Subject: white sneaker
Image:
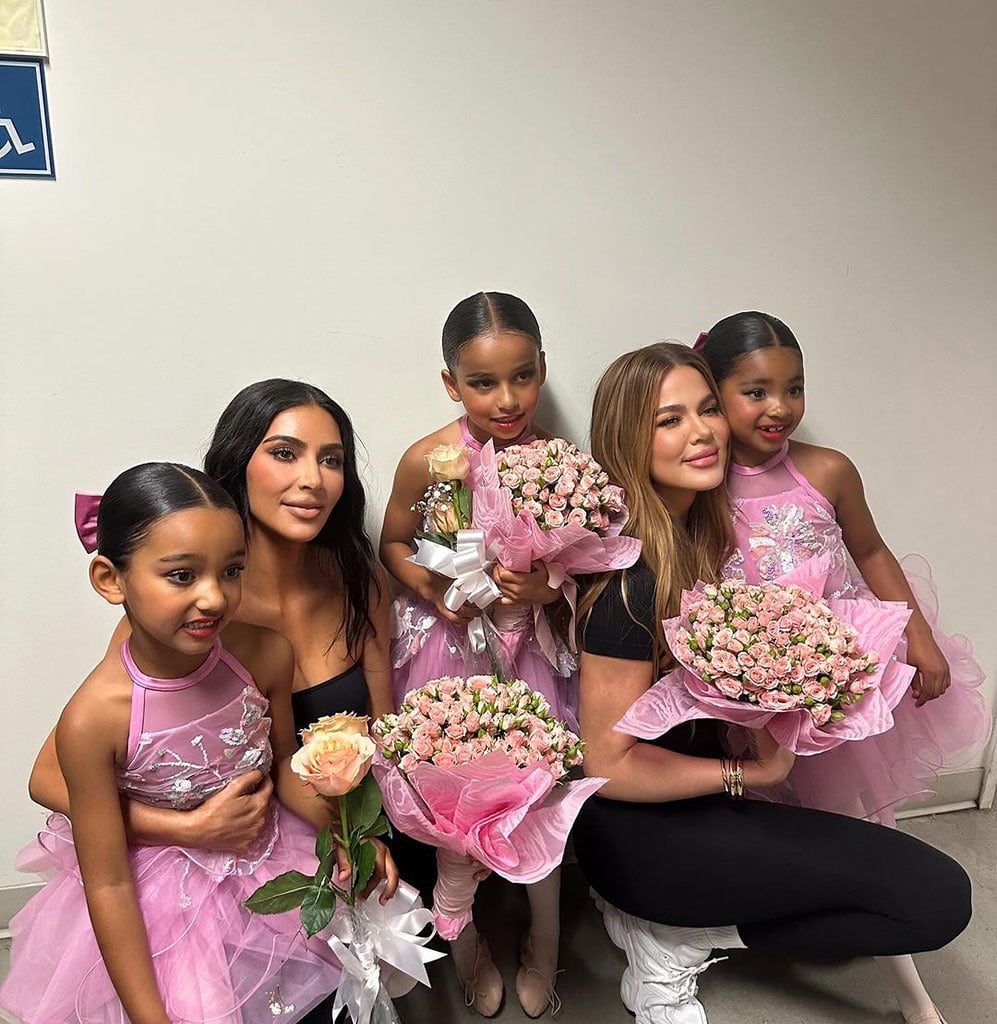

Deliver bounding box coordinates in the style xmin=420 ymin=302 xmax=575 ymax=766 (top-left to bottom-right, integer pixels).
xmin=601 ymin=902 xmax=724 ymax=1024
xmin=589 ymin=887 xmax=607 ymax=915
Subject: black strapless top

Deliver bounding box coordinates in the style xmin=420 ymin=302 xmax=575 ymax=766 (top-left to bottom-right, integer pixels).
xmin=291 ymin=662 xmax=369 ymax=738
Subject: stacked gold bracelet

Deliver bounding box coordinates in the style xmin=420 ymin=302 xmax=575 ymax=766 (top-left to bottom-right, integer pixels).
xmin=721 ymin=757 xmax=744 ymax=800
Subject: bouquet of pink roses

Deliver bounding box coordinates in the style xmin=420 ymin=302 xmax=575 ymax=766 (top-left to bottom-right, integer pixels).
xmin=372 ymin=675 xmax=604 ymax=940
xmin=406 ymin=438 xmax=641 ymax=676
xmin=468 ymin=438 xmax=642 ymax=667
xmin=491 ymin=437 xmax=626 ymax=533
xmin=616 ymin=558 xmax=916 ymax=755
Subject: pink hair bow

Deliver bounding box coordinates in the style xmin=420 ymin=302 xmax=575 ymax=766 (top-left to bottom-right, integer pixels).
xmin=693 ymin=332 xmax=709 ymax=351
xmin=74 ymin=493 xmax=101 ymax=553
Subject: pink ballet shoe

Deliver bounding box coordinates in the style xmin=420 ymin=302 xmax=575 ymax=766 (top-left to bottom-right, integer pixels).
xmin=515 ymin=935 xmax=562 ymax=1018
xmin=456 ymin=934 xmax=504 ymax=1018
xmin=903 ymin=1008 xmax=948 ymax=1024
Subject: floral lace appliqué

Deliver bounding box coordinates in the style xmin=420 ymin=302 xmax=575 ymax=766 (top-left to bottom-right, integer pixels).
xmin=748 ymin=503 xmax=824 ymax=581
xmin=119 ymin=685 xmax=273 ymax=810
xmin=391 ymin=593 xmax=439 ymax=669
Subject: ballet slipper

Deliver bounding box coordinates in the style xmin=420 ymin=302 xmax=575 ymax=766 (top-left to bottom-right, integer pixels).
xmin=515 ymin=934 xmax=561 ymax=1018
xmin=454 ymin=933 xmax=504 ymax=1018
xmin=903 ymin=1008 xmax=948 ymax=1024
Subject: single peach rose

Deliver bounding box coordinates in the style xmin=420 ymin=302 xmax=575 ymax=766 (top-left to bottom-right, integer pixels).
xmin=291 ymin=729 xmax=376 ymax=797
xmin=425 ymin=444 xmax=472 ymax=482
xmin=300 ymin=712 xmax=369 ymax=746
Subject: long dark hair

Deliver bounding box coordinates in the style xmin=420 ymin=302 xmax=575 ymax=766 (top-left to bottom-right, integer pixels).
xmin=98 ymin=463 xmax=240 ymax=568
xmin=442 ymin=292 xmax=543 ymax=371
xmin=579 ymin=344 xmax=733 ymax=672
xmin=204 ymin=379 xmax=379 ymax=658
xmin=699 ymin=311 xmax=802 ymax=386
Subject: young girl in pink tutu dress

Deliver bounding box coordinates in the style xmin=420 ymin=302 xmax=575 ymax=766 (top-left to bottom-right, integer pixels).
xmin=699 ymin=311 xmax=991 ymax=1024
xmin=380 ymin=292 xmax=572 ymax=1018
xmin=0 ymin=464 xmax=345 ymax=1024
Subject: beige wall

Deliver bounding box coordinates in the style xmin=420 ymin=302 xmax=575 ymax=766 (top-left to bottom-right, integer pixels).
xmin=2 ymin=0 xmax=995 ymax=900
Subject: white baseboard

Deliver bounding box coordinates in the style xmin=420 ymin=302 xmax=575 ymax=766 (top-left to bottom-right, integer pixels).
xmin=894 ymin=767 xmax=985 ymax=819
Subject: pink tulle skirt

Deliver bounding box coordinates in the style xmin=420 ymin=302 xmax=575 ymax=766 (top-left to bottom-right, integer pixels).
xmin=391 ymin=591 xmax=580 ymax=731
xmin=759 ymin=555 xmax=992 ymax=825
xmin=0 ymin=808 xmax=341 ymax=1024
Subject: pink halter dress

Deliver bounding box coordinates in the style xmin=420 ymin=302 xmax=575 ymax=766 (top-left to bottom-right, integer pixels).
xmin=724 ymin=442 xmax=991 ymax=824
xmin=391 ymin=416 xmax=580 ymax=729
xmin=0 ymin=640 xmax=341 ymax=1024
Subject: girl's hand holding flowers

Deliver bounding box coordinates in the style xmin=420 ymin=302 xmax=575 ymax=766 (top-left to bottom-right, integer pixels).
xmin=335 ymin=839 xmax=399 ymax=906
xmin=492 ymin=561 xmax=560 ymax=606
xmin=422 ymin=572 xmax=480 ymax=625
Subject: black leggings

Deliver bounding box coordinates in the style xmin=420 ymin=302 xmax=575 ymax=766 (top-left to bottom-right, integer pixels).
xmin=573 ymin=794 xmax=971 ymax=958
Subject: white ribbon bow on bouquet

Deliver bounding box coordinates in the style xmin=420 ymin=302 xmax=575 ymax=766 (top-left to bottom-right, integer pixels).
xmin=326 ymin=881 xmax=445 ymax=1024
xmin=408 ymin=528 xmax=503 ymax=653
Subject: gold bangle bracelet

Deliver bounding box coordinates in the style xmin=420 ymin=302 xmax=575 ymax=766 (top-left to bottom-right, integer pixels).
xmin=729 ymin=758 xmax=744 ymax=800
xmin=721 ymin=757 xmax=744 ymax=800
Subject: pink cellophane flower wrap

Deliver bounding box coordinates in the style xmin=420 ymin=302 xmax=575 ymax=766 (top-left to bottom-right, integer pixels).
xmin=616 ymin=556 xmax=916 ymax=755
xmin=373 ymin=751 xmax=604 ymax=938
xmin=471 ymin=439 xmax=642 ymax=666
xmin=373 ymin=674 xmax=605 ymax=939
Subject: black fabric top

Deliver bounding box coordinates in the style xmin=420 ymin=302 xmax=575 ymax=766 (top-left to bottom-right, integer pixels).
xmin=581 ymin=559 xmax=723 ymax=758
xmin=581 ymin=560 xmax=658 ymax=662
xmin=291 ymin=662 xmax=369 ymax=739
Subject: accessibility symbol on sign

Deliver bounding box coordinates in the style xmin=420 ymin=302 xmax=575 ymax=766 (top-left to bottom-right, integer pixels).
xmin=0 ymin=117 xmax=36 ymax=159
xmin=0 ymin=59 xmax=54 ymax=178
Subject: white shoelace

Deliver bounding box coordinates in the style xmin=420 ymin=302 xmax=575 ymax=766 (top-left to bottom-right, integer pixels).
xmin=643 ymin=955 xmax=727 ymax=1006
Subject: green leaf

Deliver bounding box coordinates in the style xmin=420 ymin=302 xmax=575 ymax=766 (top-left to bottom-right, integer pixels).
xmin=344 ymin=773 xmax=383 ymax=840
xmin=363 ymin=814 xmax=392 ymax=840
xmin=414 ymin=529 xmax=455 ymax=549
xmin=301 ymin=884 xmax=337 ymax=937
xmin=314 ymin=825 xmax=335 ymax=886
xmin=454 ymin=482 xmax=472 ymax=524
xmin=243 ymin=870 xmax=314 ymax=915
xmin=352 ymin=839 xmax=378 ymax=895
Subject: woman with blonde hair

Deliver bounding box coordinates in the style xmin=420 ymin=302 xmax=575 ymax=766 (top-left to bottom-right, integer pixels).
xmin=572 ymin=343 xmax=970 ymax=1024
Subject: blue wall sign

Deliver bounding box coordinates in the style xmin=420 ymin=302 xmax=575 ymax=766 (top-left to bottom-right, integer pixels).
xmin=0 ymin=59 xmax=54 ymax=178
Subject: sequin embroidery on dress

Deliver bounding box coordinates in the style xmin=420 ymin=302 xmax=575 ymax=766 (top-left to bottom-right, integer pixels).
xmin=723 ymin=443 xmax=854 ymax=597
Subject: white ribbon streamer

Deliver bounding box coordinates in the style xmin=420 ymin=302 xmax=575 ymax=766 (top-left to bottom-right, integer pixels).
xmin=408 ymin=530 xmax=502 ymax=654
xmin=326 ymin=882 xmax=446 ymax=1024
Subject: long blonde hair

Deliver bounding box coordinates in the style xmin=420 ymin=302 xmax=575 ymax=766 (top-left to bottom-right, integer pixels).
xmin=580 ymin=343 xmax=734 ymax=671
